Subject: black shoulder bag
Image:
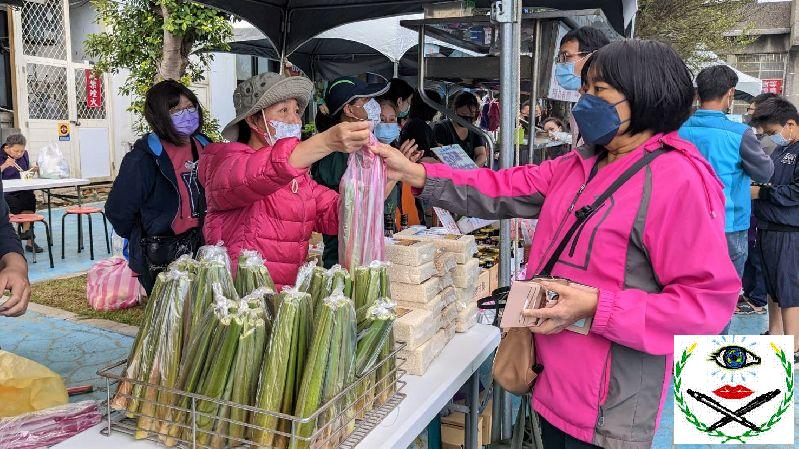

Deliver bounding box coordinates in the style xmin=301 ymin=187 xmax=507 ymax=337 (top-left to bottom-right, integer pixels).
xmin=478 ymin=146 xmax=669 ymax=323
xmin=141 ymin=138 xmax=206 ymax=279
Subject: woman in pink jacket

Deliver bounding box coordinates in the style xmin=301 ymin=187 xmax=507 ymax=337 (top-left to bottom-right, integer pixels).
xmin=199 ymin=73 xmax=375 ymax=289
xmin=374 ymin=40 xmax=741 ymax=449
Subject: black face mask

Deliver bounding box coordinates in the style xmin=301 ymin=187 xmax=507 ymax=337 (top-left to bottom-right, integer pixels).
xmin=456 ymin=114 xmax=476 ymax=124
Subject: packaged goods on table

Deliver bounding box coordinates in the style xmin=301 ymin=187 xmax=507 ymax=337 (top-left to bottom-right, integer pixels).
xmin=387 ymin=261 xmax=437 ymax=285
xmin=439 ymin=272 xmax=455 ymax=291
xmin=384 ymin=239 xmax=436 ymax=266
xmin=453 ymin=258 xmax=481 ymax=288
xmin=455 ymin=302 xmax=479 ymax=333
xmin=442 ymin=322 xmax=456 ymax=343
xmin=396 ymin=290 xmax=447 ymax=315
xmin=394 ymin=229 xmax=477 ymax=264
xmin=441 ymin=304 xmax=458 ymax=328
xmin=455 ymin=286 xmax=477 ymax=309
xmin=390 ymin=276 xmax=441 ymax=303
xmin=434 ymin=251 xmax=457 ymax=275
xmin=394 ymin=308 xmax=442 ymax=349
xmin=399 ymin=328 xmax=450 ymax=376
xmin=441 ymin=287 xmax=457 ymax=308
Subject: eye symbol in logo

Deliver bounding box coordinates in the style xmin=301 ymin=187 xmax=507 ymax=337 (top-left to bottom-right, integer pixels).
xmin=710 ymin=345 xmax=761 ymax=370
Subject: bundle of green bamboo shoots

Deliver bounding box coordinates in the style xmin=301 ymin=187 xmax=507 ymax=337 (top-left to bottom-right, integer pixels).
xmin=236 ymin=249 xmax=277 ymax=311
xmin=112 ymin=248 xmax=400 ymax=448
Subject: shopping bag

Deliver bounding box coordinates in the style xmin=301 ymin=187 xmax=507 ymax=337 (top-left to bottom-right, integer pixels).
xmin=36 ymin=142 xmax=70 ymax=179
xmin=0 ymin=400 xmax=101 ymax=448
xmin=338 ymin=134 xmax=386 ymax=270
xmin=87 ymin=256 xmax=144 ymax=311
xmin=0 ymin=351 xmax=68 ymax=418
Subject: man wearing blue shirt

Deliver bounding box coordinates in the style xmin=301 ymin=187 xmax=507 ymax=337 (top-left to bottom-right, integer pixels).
xmin=679 ymin=65 xmax=774 ymax=329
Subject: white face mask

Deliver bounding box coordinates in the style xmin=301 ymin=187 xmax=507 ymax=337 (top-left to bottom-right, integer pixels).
xmin=258 ymin=110 xmax=302 ymax=146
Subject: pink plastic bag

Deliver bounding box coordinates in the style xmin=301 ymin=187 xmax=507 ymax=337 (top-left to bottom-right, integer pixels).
xmin=338 ymin=135 xmax=386 ymax=270
xmin=87 ymin=256 xmax=144 ymax=311
xmin=0 ymin=401 xmax=100 ymax=448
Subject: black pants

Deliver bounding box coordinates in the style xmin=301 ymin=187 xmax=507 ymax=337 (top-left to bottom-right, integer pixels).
xmin=540 ymin=417 xmax=602 ymax=449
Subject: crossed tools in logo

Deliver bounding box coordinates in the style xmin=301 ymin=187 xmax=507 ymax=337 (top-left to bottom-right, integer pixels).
xmin=686 ymin=389 xmax=781 ymax=432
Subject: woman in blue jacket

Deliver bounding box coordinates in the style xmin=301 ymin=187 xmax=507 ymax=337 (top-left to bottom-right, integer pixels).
xmin=105 ymin=80 xmax=210 ymax=294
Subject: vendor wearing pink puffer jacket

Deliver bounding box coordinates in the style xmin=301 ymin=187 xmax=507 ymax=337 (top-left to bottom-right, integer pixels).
xmin=200 ymin=73 xmax=417 ymax=290
xmin=199 ymin=73 xmax=373 ymax=289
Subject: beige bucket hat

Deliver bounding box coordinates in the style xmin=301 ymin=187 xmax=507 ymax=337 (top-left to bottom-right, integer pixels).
xmin=222 ymin=72 xmax=314 ymax=141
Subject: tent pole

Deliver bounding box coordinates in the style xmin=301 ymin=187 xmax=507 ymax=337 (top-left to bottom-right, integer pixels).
xmin=394 ymin=60 xmax=399 ymax=78
xmin=528 ymin=19 xmax=541 ymax=162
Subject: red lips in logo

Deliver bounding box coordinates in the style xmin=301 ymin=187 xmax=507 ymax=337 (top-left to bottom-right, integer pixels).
xmin=713 ymin=384 xmax=754 ymax=400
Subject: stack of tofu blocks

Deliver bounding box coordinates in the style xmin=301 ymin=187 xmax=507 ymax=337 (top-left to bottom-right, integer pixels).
xmin=386 ymin=230 xmax=482 ymax=376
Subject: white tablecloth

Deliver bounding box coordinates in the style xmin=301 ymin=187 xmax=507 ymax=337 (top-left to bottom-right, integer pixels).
xmin=3 ymin=178 xmax=90 ymax=193
xmin=52 ymin=325 xmax=501 ymax=449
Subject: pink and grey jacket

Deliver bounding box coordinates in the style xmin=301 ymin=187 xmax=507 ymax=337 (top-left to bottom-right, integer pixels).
xmin=417 ymin=132 xmax=740 ymax=449
xmin=199 ymin=138 xmax=339 ymax=290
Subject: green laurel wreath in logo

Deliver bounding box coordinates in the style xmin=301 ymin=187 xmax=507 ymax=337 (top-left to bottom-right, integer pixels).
xmin=673 ymin=342 xmax=794 ymax=444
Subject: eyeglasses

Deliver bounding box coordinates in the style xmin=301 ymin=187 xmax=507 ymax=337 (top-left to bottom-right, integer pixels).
xmin=170 ymin=106 xmax=197 ymax=117
xmin=556 ymin=51 xmax=591 ymax=64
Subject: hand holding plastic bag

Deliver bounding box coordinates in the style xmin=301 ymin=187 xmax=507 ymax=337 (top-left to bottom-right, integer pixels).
xmin=36 ymin=142 xmax=70 ymax=179
xmin=338 ymin=134 xmax=386 ymax=270
xmin=0 ymin=351 xmax=68 ymax=417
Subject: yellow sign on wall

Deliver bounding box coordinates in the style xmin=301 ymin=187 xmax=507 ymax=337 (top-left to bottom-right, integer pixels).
xmin=57 ymin=122 xmax=70 ymax=141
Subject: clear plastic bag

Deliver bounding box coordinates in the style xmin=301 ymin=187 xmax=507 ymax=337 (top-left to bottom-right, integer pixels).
xmin=36 ymin=142 xmax=70 ymax=179
xmin=338 ymin=136 xmax=386 ymax=270
xmin=0 ymin=401 xmax=100 ymax=448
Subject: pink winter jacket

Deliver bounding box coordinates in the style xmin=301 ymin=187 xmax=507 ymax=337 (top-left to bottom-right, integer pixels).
xmin=199 ymin=138 xmax=339 ymax=290
xmin=417 ymin=132 xmax=740 ymax=449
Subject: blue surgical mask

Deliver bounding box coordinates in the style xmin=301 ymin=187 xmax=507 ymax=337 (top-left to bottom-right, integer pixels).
xmin=571 ymin=94 xmax=629 ymax=146
xmin=374 ymin=122 xmax=400 ymax=144
xmin=171 ymin=108 xmax=200 ymax=137
xmin=771 ymin=128 xmax=790 ymax=147
xmin=555 ymin=62 xmax=582 ymax=91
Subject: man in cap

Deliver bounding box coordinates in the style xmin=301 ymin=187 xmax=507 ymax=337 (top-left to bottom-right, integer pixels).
xmin=312 ymin=76 xmax=390 ymax=269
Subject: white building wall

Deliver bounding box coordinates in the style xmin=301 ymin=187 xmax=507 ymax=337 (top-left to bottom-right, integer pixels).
xmin=208 ymin=52 xmax=237 ymax=128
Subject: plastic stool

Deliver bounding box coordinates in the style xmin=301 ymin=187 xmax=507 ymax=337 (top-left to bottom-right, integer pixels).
xmin=10 ymin=213 xmax=54 ymax=268
xmin=61 ymin=206 xmax=110 ymax=261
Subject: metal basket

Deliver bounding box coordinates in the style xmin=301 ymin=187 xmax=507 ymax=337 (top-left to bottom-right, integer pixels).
xmin=96 ymin=342 xmax=407 ymax=449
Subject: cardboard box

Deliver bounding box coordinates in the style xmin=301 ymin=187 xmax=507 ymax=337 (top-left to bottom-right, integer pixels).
xmin=488 ymin=264 xmax=499 ymax=294
xmin=441 ymin=400 xmax=492 ymax=446
xmin=473 ymin=269 xmax=490 ymax=301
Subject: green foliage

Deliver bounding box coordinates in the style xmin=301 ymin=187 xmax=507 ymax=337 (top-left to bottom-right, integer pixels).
xmin=636 ymin=0 xmax=757 ymax=70
xmin=85 ymin=0 xmax=232 ymax=137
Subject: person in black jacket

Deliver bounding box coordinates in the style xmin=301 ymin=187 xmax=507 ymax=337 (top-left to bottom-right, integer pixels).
xmin=750 ymin=97 xmax=799 ymax=362
xmin=106 ymin=81 xmax=210 ymax=294
xmin=0 ymin=181 xmax=29 ymax=317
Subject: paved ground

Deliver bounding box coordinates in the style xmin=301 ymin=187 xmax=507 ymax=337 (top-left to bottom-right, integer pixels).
xmin=24 ymin=201 xmax=111 ymax=283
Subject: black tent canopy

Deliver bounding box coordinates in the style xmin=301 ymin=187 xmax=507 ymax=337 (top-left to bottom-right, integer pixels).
xmin=196 ymin=0 xmax=636 ymax=59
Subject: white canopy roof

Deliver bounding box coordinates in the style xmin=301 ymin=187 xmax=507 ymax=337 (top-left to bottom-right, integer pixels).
xmin=233 ymin=14 xmax=481 ymax=61
xmin=696 ymin=50 xmax=763 ymax=97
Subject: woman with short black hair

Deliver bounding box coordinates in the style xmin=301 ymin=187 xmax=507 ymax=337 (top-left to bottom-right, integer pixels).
xmin=106 ymin=80 xmax=211 ymax=294
xmin=374 ymin=39 xmax=740 ymax=449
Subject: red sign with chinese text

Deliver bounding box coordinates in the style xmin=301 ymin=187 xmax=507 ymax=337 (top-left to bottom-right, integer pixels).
xmin=85 ymin=69 xmax=103 ymax=109
xmin=762 ymin=79 xmax=783 ymax=94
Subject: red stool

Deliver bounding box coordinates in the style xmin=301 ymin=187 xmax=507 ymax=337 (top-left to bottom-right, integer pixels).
xmin=61 ymin=206 xmax=110 ymax=261
xmin=10 ymin=214 xmax=54 ymax=268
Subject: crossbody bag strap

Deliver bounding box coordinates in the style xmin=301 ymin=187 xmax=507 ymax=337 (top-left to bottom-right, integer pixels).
xmin=539 ymin=147 xmax=669 ymax=277
xmin=188 ymin=138 xmax=206 ymax=229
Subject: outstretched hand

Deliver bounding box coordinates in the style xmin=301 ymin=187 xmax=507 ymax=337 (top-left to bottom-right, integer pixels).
xmin=371 ymin=143 xmax=427 ymax=187
xmin=324 ymin=121 xmax=371 ymax=153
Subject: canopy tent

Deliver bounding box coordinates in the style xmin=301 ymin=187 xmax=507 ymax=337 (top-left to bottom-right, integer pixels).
xmin=227 ymin=15 xmax=481 ymax=81
xmin=695 ymin=51 xmax=763 ymax=98
xmin=195 ymin=0 xmax=637 ymax=59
